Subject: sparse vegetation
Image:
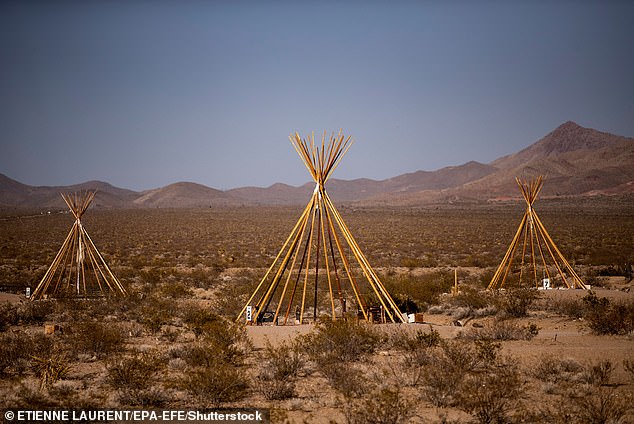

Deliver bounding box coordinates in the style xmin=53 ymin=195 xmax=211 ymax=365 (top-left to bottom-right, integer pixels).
xmin=0 ymin=203 xmax=632 ymax=420
xmin=582 ymin=291 xmax=634 ymax=335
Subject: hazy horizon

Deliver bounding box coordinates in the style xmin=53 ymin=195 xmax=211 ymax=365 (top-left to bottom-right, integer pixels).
xmin=2 ymin=1 xmax=633 ymax=191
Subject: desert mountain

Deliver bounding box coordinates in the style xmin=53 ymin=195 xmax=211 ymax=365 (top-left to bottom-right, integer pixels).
xmin=133 ymin=182 xmax=235 ymax=208
xmin=362 ymin=121 xmax=634 ymax=205
xmin=0 ymin=175 xmax=137 ymax=209
xmin=1 ymin=121 xmax=632 ymax=208
xmin=471 ymin=121 xmax=633 ymax=199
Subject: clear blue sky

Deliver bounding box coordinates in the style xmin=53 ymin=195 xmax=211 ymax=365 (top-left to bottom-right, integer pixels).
xmin=1 ymin=1 xmax=633 ymax=191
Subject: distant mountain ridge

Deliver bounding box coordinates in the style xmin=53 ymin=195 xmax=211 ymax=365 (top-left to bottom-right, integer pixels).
xmin=1 ymin=121 xmax=632 ymax=209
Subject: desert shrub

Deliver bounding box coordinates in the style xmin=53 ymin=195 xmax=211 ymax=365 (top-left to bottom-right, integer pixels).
xmin=0 ymin=302 xmax=19 ymax=330
xmin=345 ymin=388 xmax=412 ymax=424
xmin=68 ymin=321 xmax=125 ymax=359
xmin=260 ymin=339 xmax=305 ymax=380
xmin=0 ymin=332 xmax=53 ymax=377
xmin=171 ymin=318 xmax=250 ymax=367
xmin=545 ymin=297 xmax=585 ymax=319
xmin=181 ymin=304 xmax=222 ymax=338
xmin=420 ymin=340 xmax=478 ymax=407
xmin=496 ymin=288 xmax=539 ymax=318
xmin=571 ymin=386 xmax=633 ymax=424
xmin=256 ymin=375 xmax=296 ymax=401
xmin=180 ymin=365 xmax=248 ymax=407
xmin=457 ymin=361 xmax=523 ymax=424
xmin=320 ymin=362 xmax=369 ymax=399
xmin=421 ymin=361 xmax=462 ymax=407
xmin=301 ymin=319 xmax=382 ymax=365
xmin=157 ymin=281 xmax=193 ymax=299
xmin=106 ymin=351 xmax=164 ymax=393
xmin=624 ymin=359 xmax=634 ymax=380
xmin=9 ymin=381 xmax=60 ymax=409
xmin=533 ymin=357 xmax=585 ymax=387
xmin=582 ymin=292 xmax=634 ymax=335
xmin=450 ymin=286 xmax=493 ymax=310
xmin=421 ymin=339 xmax=509 ymax=408
xmin=382 ymin=271 xmax=453 ymax=309
xmin=31 ymin=353 xmax=72 ymax=389
xmin=387 ymin=327 xmax=442 ymax=386
xmin=106 ymin=352 xmax=165 ymax=407
xmin=460 ymin=320 xmax=539 ymax=341
xmin=255 ymin=339 xmax=306 ymax=401
xmin=582 ymin=359 xmax=613 ymax=386
xmin=137 ymin=297 xmax=175 ymax=335
xmin=116 ymin=387 xmax=167 ymax=408
xmin=18 ymin=300 xmax=55 ymax=325
xmin=389 ymin=326 xmax=441 ymax=352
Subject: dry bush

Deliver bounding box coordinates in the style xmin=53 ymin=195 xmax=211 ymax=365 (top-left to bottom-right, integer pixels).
xmin=171 ymin=315 xmax=251 ymax=406
xmin=382 ymin=271 xmax=453 ymax=309
xmin=10 ymin=379 xmax=105 ymax=410
xmin=322 ymin=362 xmax=370 ymax=399
xmin=420 ymin=340 xmax=477 ymax=407
xmin=496 ymin=288 xmax=539 ymax=318
xmin=116 ymin=387 xmax=168 ymax=408
xmin=457 ymin=362 xmax=523 ymax=424
xmin=0 ymin=332 xmax=53 ymax=377
xmin=582 ymin=291 xmax=634 ymax=335
xmin=256 ymin=339 xmax=306 ymax=401
xmin=570 ymin=386 xmax=633 ymax=424
xmin=106 ymin=350 xmax=166 ymax=406
xmin=0 ymin=302 xmax=19 ymax=330
xmin=544 ymin=296 xmax=585 ymax=319
xmin=459 ymin=320 xmax=539 ymax=341
xmin=533 ymin=357 xmax=585 ymax=388
xmin=345 ymin=388 xmax=413 ymax=424
xmin=387 ymin=327 xmax=441 ymax=386
xmin=172 ymin=321 xmax=251 ymax=369
xmin=582 ymin=360 xmax=614 ymax=387
xmin=624 ymin=359 xmax=634 ymax=381
xmin=179 ymin=365 xmax=249 ymax=407
xmin=388 ymin=326 xmax=442 ymax=352
xmin=300 ymin=319 xmax=382 ymax=365
xmin=67 ymin=321 xmax=125 ymax=359
xmin=17 ymin=300 xmax=55 ymax=325
xmin=157 ymin=281 xmax=193 ymax=299
xmin=181 ymin=303 xmax=222 ymax=338
xmin=450 ymin=286 xmax=494 ymax=310
xmin=420 ymin=339 xmax=507 ymax=408
xmin=135 ymin=296 xmax=178 ymax=335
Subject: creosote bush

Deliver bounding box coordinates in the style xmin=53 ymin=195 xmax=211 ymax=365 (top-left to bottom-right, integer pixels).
xmin=459 ymin=320 xmax=539 ymax=341
xmin=457 ymin=362 xmax=523 ymax=424
xmin=67 ymin=321 xmax=125 ymax=359
xmin=300 ymin=319 xmax=382 ymax=365
xmin=345 ymin=388 xmax=413 ymax=424
xmin=0 ymin=332 xmax=53 ymax=377
xmin=496 ymin=287 xmax=539 ymax=318
xmin=180 ymin=365 xmax=249 ymax=407
xmin=106 ymin=350 xmax=165 ymax=406
xmin=582 ymin=291 xmax=634 ymax=335
xmin=174 ymin=314 xmax=251 ymax=407
xmin=256 ymin=339 xmax=306 ymax=401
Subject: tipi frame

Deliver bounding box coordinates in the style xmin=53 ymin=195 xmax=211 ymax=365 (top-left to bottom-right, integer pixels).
xmin=237 ymin=131 xmax=405 ymax=325
xmin=488 ymin=176 xmax=587 ymax=290
xmin=31 ymin=191 xmax=128 ymax=300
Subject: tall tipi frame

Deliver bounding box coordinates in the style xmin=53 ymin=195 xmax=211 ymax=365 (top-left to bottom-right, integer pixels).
xmin=31 ymin=191 xmax=128 ymax=300
xmin=488 ymin=176 xmax=587 ymax=290
xmin=238 ymin=131 xmax=405 ymax=325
